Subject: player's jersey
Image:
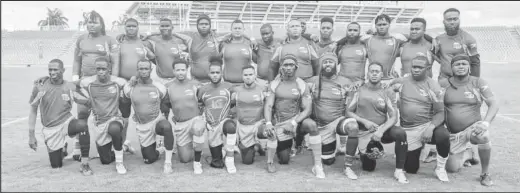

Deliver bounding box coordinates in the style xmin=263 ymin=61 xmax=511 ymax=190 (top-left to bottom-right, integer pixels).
xmin=79 ymin=76 xmax=127 ymax=125
xmin=147 ymin=36 xmax=189 ymax=79
xmin=178 ymin=31 xmax=221 ymax=82
xmin=29 ymin=79 xmax=75 ymax=127
xmin=198 ymin=81 xmax=233 ymax=126
xmin=233 ymin=83 xmax=266 ymax=125
xmin=365 ymin=36 xmax=403 ymax=80
xmin=255 ymin=39 xmax=282 ymax=80
xmin=395 ymin=76 xmax=444 ymax=127
xmin=272 ymin=38 xmax=319 ymax=80
xmin=268 ymin=78 xmax=310 ymax=124
xmin=220 ymin=39 xmax=254 ymax=83
xmin=74 ymin=34 xmax=119 ymax=77
xmin=119 ymin=39 xmax=150 ymax=80
xmin=166 ymin=79 xmax=201 ymax=122
xmin=314 ymin=40 xmax=336 ymax=57
xmin=123 ymin=81 xmax=166 ymax=124
xmin=400 ymin=40 xmax=433 ymax=77
xmin=350 ymin=84 xmax=396 ymax=127
xmin=440 ymin=77 xmax=494 ymax=133
xmin=336 ymin=43 xmax=368 ymax=82
xmin=308 ymin=76 xmax=354 ymax=126
xmin=432 ymin=30 xmax=478 ymax=77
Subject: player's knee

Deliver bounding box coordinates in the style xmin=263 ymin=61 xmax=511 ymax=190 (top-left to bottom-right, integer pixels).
xmin=222 ymin=119 xmax=237 ymax=135
xmin=321 ymin=141 xmax=337 ymax=165
xmin=107 ymin=121 xmax=123 ymax=136
xmin=322 ymin=157 xmax=336 ymax=166
xmin=156 ymin=120 xmax=173 ymax=135
xmin=141 ymin=143 xmax=159 ymax=164
xmin=257 ymin=124 xmax=268 ymax=139
xmin=191 ymin=119 xmax=206 ymax=137
xmin=434 ymin=125 xmax=450 ymax=143
xmin=404 ymin=148 xmax=422 ymax=174
xmin=470 ymin=132 xmax=490 ymax=145
xmin=277 ymin=139 xmax=292 ymax=164
xmin=241 ymin=145 xmax=256 ymax=165
xmin=178 ymin=152 xmax=193 ymax=163
xmin=48 ymin=148 xmax=64 ymax=168
xmin=337 ymin=118 xmax=358 ymax=137
xmin=301 ymin=118 xmax=318 ymax=135
xmin=392 ymin=126 xmax=407 ymax=141
xmin=98 ymin=143 xmax=115 ymax=165
xmin=445 ymin=153 xmax=463 ymax=173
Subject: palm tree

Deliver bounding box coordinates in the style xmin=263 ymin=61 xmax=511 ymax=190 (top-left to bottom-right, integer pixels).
xmin=111 ymin=15 xmax=129 ymax=31
xmin=78 ymin=11 xmax=90 ymax=27
xmin=37 ymin=7 xmax=69 ymax=31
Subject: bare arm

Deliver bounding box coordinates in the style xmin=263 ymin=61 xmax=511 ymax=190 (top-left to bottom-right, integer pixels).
xmin=264 ymin=88 xmax=275 ymax=124
xmin=294 ymin=91 xmax=312 ymax=123
xmin=378 ymin=90 xmax=399 ymax=133
xmin=72 ymin=36 xmax=83 ymax=79
xmin=109 ymin=38 xmax=121 ymax=76
xmin=345 ymin=92 xmax=371 ymax=124
xmin=268 ymin=47 xmax=282 ymax=81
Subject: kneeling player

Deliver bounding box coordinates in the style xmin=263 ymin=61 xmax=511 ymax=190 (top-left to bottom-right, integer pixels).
xmin=28 ymin=59 xmax=93 ymax=175
xmin=124 ymin=59 xmax=175 ymax=174
xmin=346 ymin=62 xmax=409 ymax=183
xmin=440 ymin=55 xmax=498 ymax=186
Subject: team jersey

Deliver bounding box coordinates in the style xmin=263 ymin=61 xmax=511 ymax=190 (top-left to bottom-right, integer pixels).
xmin=219 ymin=39 xmax=254 ymax=83
xmin=78 ymin=76 xmax=127 ymax=125
xmin=29 ymin=79 xmax=75 ymax=127
xmin=400 ymin=39 xmax=433 ymax=77
xmin=147 ymin=35 xmax=190 ymax=79
xmin=123 ymin=81 xmax=167 ymax=124
xmin=365 ymin=36 xmax=404 ymax=80
xmin=73 ymin=34 xmax=120 ymax=77
xmin=432 ymin=30 xmax=478 ymax=77
xmin=177 ymin=31 xmax=222 ymax=82
xmin=439 ymin=77 xmax=494 ymax=133
xmin=232 ymin=83 xmax=266 ymax=125
xmin=165 ymin=79 xmax=201 ymax=122
xmin=308 ymin=75 xmax=354 ymax=126
xmin=349 ymin=84 xmax=397 ymax=127
xmin=197 ymin=81 xmax=233 ymax=126
xmin=335 ymin=43 xmax=368 ymax=82
xmin=393 ymin=76 xmax=444 ymax=127
xmin=255 ymin=38 xmax=282 ymax=80
xmin=119 ymin=39 xmax=151 ymax=80
xmin=271 ymin=38 xmax=319 ymax=80
xmin=314 ymin=40 xmax=336 ymax=57
xmin=268 ymin=78 xmax=311 ymax=124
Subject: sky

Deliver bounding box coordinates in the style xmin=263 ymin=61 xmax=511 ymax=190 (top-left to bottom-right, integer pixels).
xmin=1 ymin=1 xmax=519 ymax=31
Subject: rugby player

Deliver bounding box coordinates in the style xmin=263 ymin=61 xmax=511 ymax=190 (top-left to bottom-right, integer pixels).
xmin=75 ymin=57 xmax=129 ymax=174
xmin=400 ymin=18 xmax=433 ymax=78
xmin=123 ymin=59 xmax=175 ymax=174
xmin=439 ymin=55 xmax=498 ymax=186
xmin=346 ymin=62 xmax=409 ymax=183
xmin=163 ymin=58 xmax=206 ymax=174
xmin=334 ymin=22 xmax=368 ymax=88
xmin=197 ymin=56 xmax=238 ymax=173
xmin=313 ymin=17 xmax=337 ymax=56
xmin=259 ymin=54 xmax=322 ymax=177
xmin=306 ymin=53 xmax=359 ymax=179
xmin=433 ymin=8 xmax=481 ymax=81
xmin=28 ymin=59 xmax=93 ymax=175
xmin=253 ymin=23 xmax=282 ymax=82
xmin=389 ymin=55 xmax=451 ymax=182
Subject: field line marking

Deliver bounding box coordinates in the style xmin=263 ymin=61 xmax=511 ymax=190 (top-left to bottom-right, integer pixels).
xmin=1 ymin=117 xmax=28 ymax=127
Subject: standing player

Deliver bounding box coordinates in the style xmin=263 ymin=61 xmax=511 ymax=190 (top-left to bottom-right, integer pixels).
xmin=163 ymin=59 xmax=206 ymax=174
xmin=28 ymin=59 xmax=93 ymax=175
xmin=123 ymin=59 xmax=175 ymax=174
xmin=306 ymin=53 xmax=359 ymax=179
xmin=75 ymin=57 xmax=129 ymax=174
xmin=334 ymin=22 xmax=368 ymax=88
xmin=346 ymin=62 xmax=409 ymax=183
xmin=254 ymin=23 xmax=282 ymax=82
xmin=440 ymin=55 xmax=498 ymax=186
xmin=389 ymin=56 xmax=451 ymax=182
xmin=197 ymin=56 xmax=238 ymax=173
xmin=400 ymin=18 xmax=433 ymax=78
xmin=313 ymin=17 xmax=337 ymax=56
xmin=259 ymin=54 xmax=323 ymax=178
xmin=432 ymin=8 xmax=481 ymax=81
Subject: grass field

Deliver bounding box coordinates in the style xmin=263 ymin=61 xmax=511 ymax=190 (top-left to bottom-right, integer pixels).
xmin=2 ymin=62 xmax=520 ymax=192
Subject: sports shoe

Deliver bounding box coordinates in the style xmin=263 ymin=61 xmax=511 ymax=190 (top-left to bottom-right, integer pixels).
xmin=312 ymin=165 xmax=326 ymax=179
xmin=480 ymin=173 xmax=494 ymax=186
xmin=267 ymin=162 xmax=276 ymax=173
xmin=116 ymin=162 xmax=127 ymax=174
xmin=295 ymin=146 xmax=305 ymax=156
xmin=123 ymin=141 xmax=136 ymax=154
xmin=394 ymin=169 xmax=409 ymax=184
xmin=163 ymin=163 xmax=173 ymax=174
xmin=290 ymin=147 xmax=297 ymax=157
xmin=424 ymin=152 xmax=437 ymax=163
xmin=80 ymin=163 xmax=93 ymax=176
xmin=344 ymin=167 xmax=358 ymax=180
xmin=193 ymin=161 xmax=203 ymax=174
xmin=435 ymin=167 xmax=449 ymax=182
xmin=225 ymin=157 xmax=236 ymax=174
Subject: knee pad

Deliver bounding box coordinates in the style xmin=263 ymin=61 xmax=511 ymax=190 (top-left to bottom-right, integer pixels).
xmin=336 ymin=118 xmax=358 ymax=137
xmin=360 ymin=154 xmax=376 ymax=171
xmin=404 ymin=148 xmax=422 ymax=174
xmin=277 ymin=139 xmax=293 ymax=164
xmin=222 ymin=119 xmax=237 ymax=135
xmin=48 ymin=148 xmax=64 ymax=168
xmin=97 ymin=142 xmax=115 ymax=165
xmin=209 ymin=144 xmax=224 ymax=168
xmin=240 ymin=145 xmax=256 ymax=165
xmin=141 ymin=143 xmax=159 ymax=164
xmin=321 ymin=141 xmax=337 ymax=162
xmin=107 ymin=121 xmax=123 ymax=136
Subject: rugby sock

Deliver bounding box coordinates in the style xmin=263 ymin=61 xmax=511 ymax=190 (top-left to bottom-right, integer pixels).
xmin=436 ymin=154 xmax=448 ymax=169
xmin=193 ymin=135 xmax=205 ymax=162
xmin=115 ymin=150 xmax=124 ymax=163
xmin=165 ymin=150 xmax=173 ymax=164
xmin=266 ymin=140 xmax=277 ymax=163
xmin=226 ymin=134 xmax=237 ymax=157
xmin=309 ymin=135 xmax=322 ymax=166
xmin=78 ymin=130 xmax=90 ymax=163
xmin=345 ymin=136 xmax=358 ymax=166
xmin=478 ymin=142 xmax=491 ymax=174
xmin=73 ymin=136 xmax=81 ymax=155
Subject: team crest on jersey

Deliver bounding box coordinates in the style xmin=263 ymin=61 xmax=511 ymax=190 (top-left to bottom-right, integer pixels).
xmin=149 ymin=92 xmax=158 ymax=99
xmin=108 ymin=86 xmax=117 ymax=94
xmin=470 ymin=43 xmax=477 ymax=49
xmin=179 ymin=44 xmax=188 ymax=51
xmin=377 ymin=98 xmax=385 ymax=106
xmin=331 ymin=88 xmax=341 ymax=95
xmin=207 ymin=41 xmax=215 ymax=47
xmin=96 ymin=44 xmax=105 ymax=52
xmin=298 ymin=46 xmax=308 ymax=53
xmin=355 ymin=50 xmax=363 ymax=56
xmin=219 ymin=90 xmax=226 ymax=96
xmin=61 ymin=94 xmax=70 ymax=101
xmin=241 ymin=48 xmax=250 ymax=55
xmin=170 ymin=47 xmax=179 ymax=54
xmin=416 ymin=52 xmax=426 ymax=57
xmin=464 ymin=91 xmax=475 ymax=99
xmin=480 ymin=85 xmax=489 ymax=91
xmin=418 ymin=89 xmax=428 ymax=97
xmin=185 ymin=89 xmax=194 ymax=96
xmin=291 ymin=89 xmax=299 ymax=95
xmin=453 ymin=42 xmax=462 ymax=49
xmin=111 ymin=44 xmax=119 ymax=50
xmin=386 ymin=39 xmax=394 ymax=46
xmin=135 ymin=47 xmax=144 ymax=55
xmin=253 ymin=94 xmax=261 ymax=101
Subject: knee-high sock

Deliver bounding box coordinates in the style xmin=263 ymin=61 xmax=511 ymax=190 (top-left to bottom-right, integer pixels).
xmin=266 ymin=140 xmax=277 ymax=163
xmin=478 ymin=142 xmax=491 ymax=174
xmin=308 ymin=135 xmax=322 ymax=166
xmin=345 ymin=136 xmax=358 ymax=166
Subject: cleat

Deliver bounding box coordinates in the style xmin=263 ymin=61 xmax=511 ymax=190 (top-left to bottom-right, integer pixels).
xmin=424 ymin=153 xmax=437 ymax=163
xmin=312 ymin=165 xmax=326 ymax=179
xmin=290 ymin=147 xmax=297 ymax=157
xmin=344 ymin=167 xmax=358 ymax=180
xmin=394 ymin=170 xmax=409 ymax=184
xmin=435 ymin=167 xmax=449 ymax=182
xmin=163 ymin=163 xmax=173 ymax=174
xmin=225 ymin=157 xmax=236 ymax=174
xmin=116 ymin=162 xmax=127 ymax=174
xmin=123 ymin=141 xmax=136 ymax=154
xmin=72 ymin=154 xmax=82 ymax=162
xmin=480 ymin=173 xmax=494 ymax=186
xmin=193 ymin=162 xmax=203 ymax=174
xmin=463 ymin=160 xmax=473 ymax=167
xmin=80 ymin=163 xmax=93 ymax=176
xmin=267 ymin=162 xmax=277 ymax=173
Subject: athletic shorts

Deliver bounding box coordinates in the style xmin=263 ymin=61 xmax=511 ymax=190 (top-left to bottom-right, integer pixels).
xmin=237 ymin=120 xmax=264 ymax=148
xmin=206 ymin=118 xmax=232 ymax=148
xmin=42 ymin=116 xmax=74 ymax=152
xmin=449 ymin=122 xmax=488 ymax=154
xmin=151 ymin=69 xmax=175 ymax=85
xmin=318 ymin=117 xmax=344 ymax=145
xmin=173 ymin=116 xmax=204 ymax=147
xmin=402 ymin=122 xmax=431 ymax=151
xmin=89 ymin=116 xmax=124 ymax=146
xmin=274 ymin=118 xmax=296 ymax=142
xmin=136 ymin=115 xmax=165 ymax=147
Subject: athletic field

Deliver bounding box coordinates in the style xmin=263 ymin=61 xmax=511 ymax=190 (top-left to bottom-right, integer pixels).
xmin=2 ymin=61 xmax=519 ymax=192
